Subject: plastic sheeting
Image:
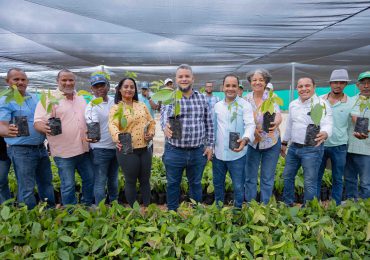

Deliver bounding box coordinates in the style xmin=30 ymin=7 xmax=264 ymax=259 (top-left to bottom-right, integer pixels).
xmin=0 ymin=0 xmax=369 ymax=90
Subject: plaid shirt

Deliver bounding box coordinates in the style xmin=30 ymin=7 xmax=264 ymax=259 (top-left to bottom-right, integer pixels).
xmin=160 ymin=91 xmax=214 ymax=148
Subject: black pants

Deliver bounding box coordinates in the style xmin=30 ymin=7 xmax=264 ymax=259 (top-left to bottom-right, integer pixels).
xmin=116 ymin=147 xmax=152 ymax=207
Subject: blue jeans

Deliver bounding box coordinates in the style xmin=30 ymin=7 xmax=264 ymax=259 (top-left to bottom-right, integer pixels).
xmin=317 ymin=145 xmax=347 ymax=205
xmin=54 ymin=153 xmax=94 ymax=206
xmin=163 ymin=143 xmax=207 ymax=211
xmin=0 ymin=158 xmax=11 ymax=204
xmin=7 ymin=145 xmax=55 ymax=209
xmin=213 ymin=155 xmax=246 ymax=208
xmin=245 ymin=139 xmax=281 ymax=204
xmin=344 ymin=153 xmax=370 ymax=200
xmin=91 ymin=148 xmax=119 ymax=204
xmin=283 ymin=144 xmax=324 ymax=205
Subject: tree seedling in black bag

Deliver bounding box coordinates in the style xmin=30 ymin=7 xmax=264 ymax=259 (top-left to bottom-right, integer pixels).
xmin=260 ymin=91 xmax=283 ymax=133
xmin=113 ymin=102 xmax=134 ymax=154
xmin=151 ymin=86 xmax=183 ymax=139
xmin=77 ymin=90 xmax=103 ymax=142
xmin=353 ymin=95 xmax=370 ymax=135
xmin=304 ymin=98 xmax=326 ymax=146
xmin=0 ymin=85 xmax=30 ymax=136
xmin=40 ymin=89 xmax=63 ymax=136
xmin=228 ymin=101 xmax=240 ymax=150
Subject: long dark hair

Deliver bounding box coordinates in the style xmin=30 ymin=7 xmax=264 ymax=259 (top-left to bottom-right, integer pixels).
xmin=114 ymin=77 xmax=139 ymax=104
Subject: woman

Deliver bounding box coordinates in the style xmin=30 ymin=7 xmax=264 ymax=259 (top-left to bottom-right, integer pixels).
xmin=109 ymin=78 xmax=155 ymax=207
xmin=244 ymin=69 xmax=282 ymax=204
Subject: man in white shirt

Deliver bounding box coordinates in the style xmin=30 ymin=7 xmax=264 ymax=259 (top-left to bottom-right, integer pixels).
xmin=213 ymin=74 xmax=255 ymax=208
xmin=85 ymin=74 xmax=118 ymax=205
xmin=280 ymin=77 xmax=333 ymax=206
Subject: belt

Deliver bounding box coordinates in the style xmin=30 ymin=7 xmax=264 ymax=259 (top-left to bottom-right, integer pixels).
xmin=292 ymin=142 xmax=312 ymax=148
xmin=10 ymin=143 xmax=45 ymax=148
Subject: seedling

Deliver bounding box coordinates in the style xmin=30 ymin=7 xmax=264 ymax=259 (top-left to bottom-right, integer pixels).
xmin=40 ymin=89 xmax=63 ymax=136
xmin=77 ymin=90 xmax=104 ymax=141
xmin=353 ymin=95 xmax=370 ymax=134
xmin=152 ymin=87 xmax=183 ymax=139
xmin=150 ymin=80 xmax=164 ymax=93
xmin=112 ymin=102 xmax=134 ymax=154
xmin=0 ymin=85 xmax=31 ymax=136
xmin=228 ymin=101 xmax=241 ymax=150
xmin=260 ymin=91 xmax=283 ymax=132
xmin=304 ymin=98 xmax=327 ymax=146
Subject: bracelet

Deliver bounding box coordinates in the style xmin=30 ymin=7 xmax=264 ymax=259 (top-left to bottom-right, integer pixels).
xmin=281 ymin=142 xmax=288 ymax=146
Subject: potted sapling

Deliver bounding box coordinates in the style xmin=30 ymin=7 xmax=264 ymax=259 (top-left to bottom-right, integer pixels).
xmin=113 ymin=102 xmax=134 ymax=154
xmin=0 ymin=85 xmax=30 ymax=136
xmin=260 ymin=91 xmax=283 ymax=133
xmin=40 ymin=89 xmax=63 ymax=136
xmin=152 ymin=87 xmax=183 ymax=139
xmin=228 ymin=101 xmax=241 ymax=150
xmin=77 ymin=90 xmax=103 ymax=141
xmin=304 ymin=98 xmax=326 ymax=146
xmin=353 ymin=95 xmax=370 ymax=135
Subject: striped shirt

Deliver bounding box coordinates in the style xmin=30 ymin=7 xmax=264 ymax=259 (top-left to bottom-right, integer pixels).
xmin=160 ymin=90 xmax=214 ymax=148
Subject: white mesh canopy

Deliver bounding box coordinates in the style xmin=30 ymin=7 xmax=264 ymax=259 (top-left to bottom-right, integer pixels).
xmin=0 ymin=0 xmax=369 ymax=90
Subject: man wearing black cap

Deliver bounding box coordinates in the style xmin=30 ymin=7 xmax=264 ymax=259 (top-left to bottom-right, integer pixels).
xmin=85 ymin=74 xmax=118 ymax=205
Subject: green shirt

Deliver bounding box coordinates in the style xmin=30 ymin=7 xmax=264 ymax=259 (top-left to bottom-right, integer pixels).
xmin=321 ymin=94 xmax=353 ymax=147
xmin=347 ymin=94 xmax=370 ymax=156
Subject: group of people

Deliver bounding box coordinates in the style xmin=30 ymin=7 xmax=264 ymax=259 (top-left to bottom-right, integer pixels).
xmin=0 ymin=65 xmax=368 ymax=211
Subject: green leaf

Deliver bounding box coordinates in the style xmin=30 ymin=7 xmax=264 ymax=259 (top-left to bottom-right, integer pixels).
xmin=185 ymin=230 xmax=195 ymax=244
xmin=91 ymin=97 xmax=103 ymax=106
xmin=366 ymin=222 xmax=370 ymax=242
xmin=174 ymin=102 xmax=181 ymax=117
xmin=120 ymin=117 xmax=127 ymax=129
xmin=175 ymin=90 xmax=183 ymax=100
xmin=13 ymin=86 xmax=25 ymax=106
xmin=0 ymin=88 xmax=11 ymax=98
xmin=151 ymin=89 xmax=174 ymax=103
xmin=31 ymin=222 xmax=41 ymax=237
xmin=1 ymin=206 xmax=10 ymax=220
xmin=310 ymin=103 xmax=324 ymax=126
xmin=77 ymin=90 xmax=92 ymax=96
xmin=57 ymin=249 xmax=70 ymax=260
xmin=269 ymin=241 xmax=286 ymax=250
xmin=108 ymin=248 xmax=124 ymax=256
xmin=274 ymin=96 xmax=284 ymax=106
xmin=40 ymin=92 xmax=47 ymax=110
xmin=195 ymin=237 xmax=205 ymax=247
xmin=134 ymin=226 xmax=158 ymax=233
xmin=91 ymin=239 xmax=105 ymax=253
xmin=33 ymin=252 xmax=49 ymax=259
xmin=59 ymin=235 xmax=75 ymax=243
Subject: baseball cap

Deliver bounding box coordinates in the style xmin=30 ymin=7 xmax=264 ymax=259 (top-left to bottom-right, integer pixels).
xmin=329 ymin=69 xmax=350 ymax=82
xmin=141 ymin=81 xmax=150 ymax=89
xmin=164 ymin=78 xmax=173 ymax=85
xmin=90 ymin=74 xmax=107 ymax=86
xmin=239 ymin=84 xmax=244 ymax=89
xmin=358 ymin=71 xmax=370 ymax=81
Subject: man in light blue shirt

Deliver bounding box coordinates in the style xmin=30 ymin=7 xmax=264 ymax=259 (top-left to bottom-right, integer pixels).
xmin=213 ymin=74 xmax=255 ymax=208
xmin=138 ymin=81 xmax=159 ymax=118
xmin=0 ymin=68 xmax=55 ymax=209
xmin=317 ymin=69 xmax=353 ymax=205
xmin=344 ymin=71 xmax=370 ymax=200
xmin=85 ymin=74 xmax=118 ymax=205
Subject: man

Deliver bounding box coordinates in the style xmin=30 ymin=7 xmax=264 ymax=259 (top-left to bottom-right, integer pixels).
xmin=281 ymin=77 xmax=332 ymax=206
xmin=317 ymin=69 xmax=352 ymax=205
xmin=204 ymin=81 xmax=220 ymax=112
xmin=213 ymin=74 xmax=255 ymax=208
xmin=344 ymin=71 xmax=370 ymax=200
xmin=0 ymin=68 xmax=55 ymax=209
xmin=161 ymin=64 xmax=214 ymax=211
xmin=85 ymin=74 xmax=118 ymax=205
xmin=138 ymin=81 xmax=159 ymax=118
xmin=238 ymin=84 xmax=244 ymax=97
xmin=34 ymin=69 xmax=94 ymax=206
xmin=164 ymin=78 xmax=174 ymax=89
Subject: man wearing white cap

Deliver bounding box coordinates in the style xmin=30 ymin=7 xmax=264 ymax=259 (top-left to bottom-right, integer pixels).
xmin=164 ymin=78 xmax=174 ymax=89
xmin=317 ymin=69 xmax=352 ymax=205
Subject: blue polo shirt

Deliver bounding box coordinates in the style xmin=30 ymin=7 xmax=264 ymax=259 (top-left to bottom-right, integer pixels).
xmin=0 ymin=92 xmax=45 ymax=145
xmin=138 ymin=93 xmax=155 ymax=118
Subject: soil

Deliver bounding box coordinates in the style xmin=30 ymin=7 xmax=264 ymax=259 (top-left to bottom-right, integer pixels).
xmin=229 ymin=132 xmax=240 ymax=150
xmin=304 ymin=124 xmax=320 ymax=146
xmin=262 ymin=112 xmax=276 ymax=133
xmin=87 ymin=122 xmax=101 ymax=141
xmin=118 ymin=133 xmax=133 ymax=154
xmin=14 ymin=116 xmax=30 ymax=137
xmin=168 ymin=117 xmax=182 ymax=139
xmin=354 ymin=117 xmax=369 ymax=135
xmin=48 ymin=117 xmax=62 ymax=136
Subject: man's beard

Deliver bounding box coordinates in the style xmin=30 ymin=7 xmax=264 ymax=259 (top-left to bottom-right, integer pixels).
xmin=179 ymin=84 xmax=192 ymax=93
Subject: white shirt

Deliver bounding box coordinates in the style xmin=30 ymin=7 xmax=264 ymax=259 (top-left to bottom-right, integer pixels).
xmin=214 ymin=97 xmax=255 ymax=161
xmin=85 ymin=96 xmax=116 ymax=149
xmin=283 ymin=94 xmax=333 ymax=144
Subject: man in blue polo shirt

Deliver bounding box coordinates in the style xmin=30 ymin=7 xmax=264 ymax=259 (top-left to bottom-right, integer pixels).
xmin=317 ymin=69 xmax=353 ymax=205
xmin=0 ymin=68 xmax=55 ymax=209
